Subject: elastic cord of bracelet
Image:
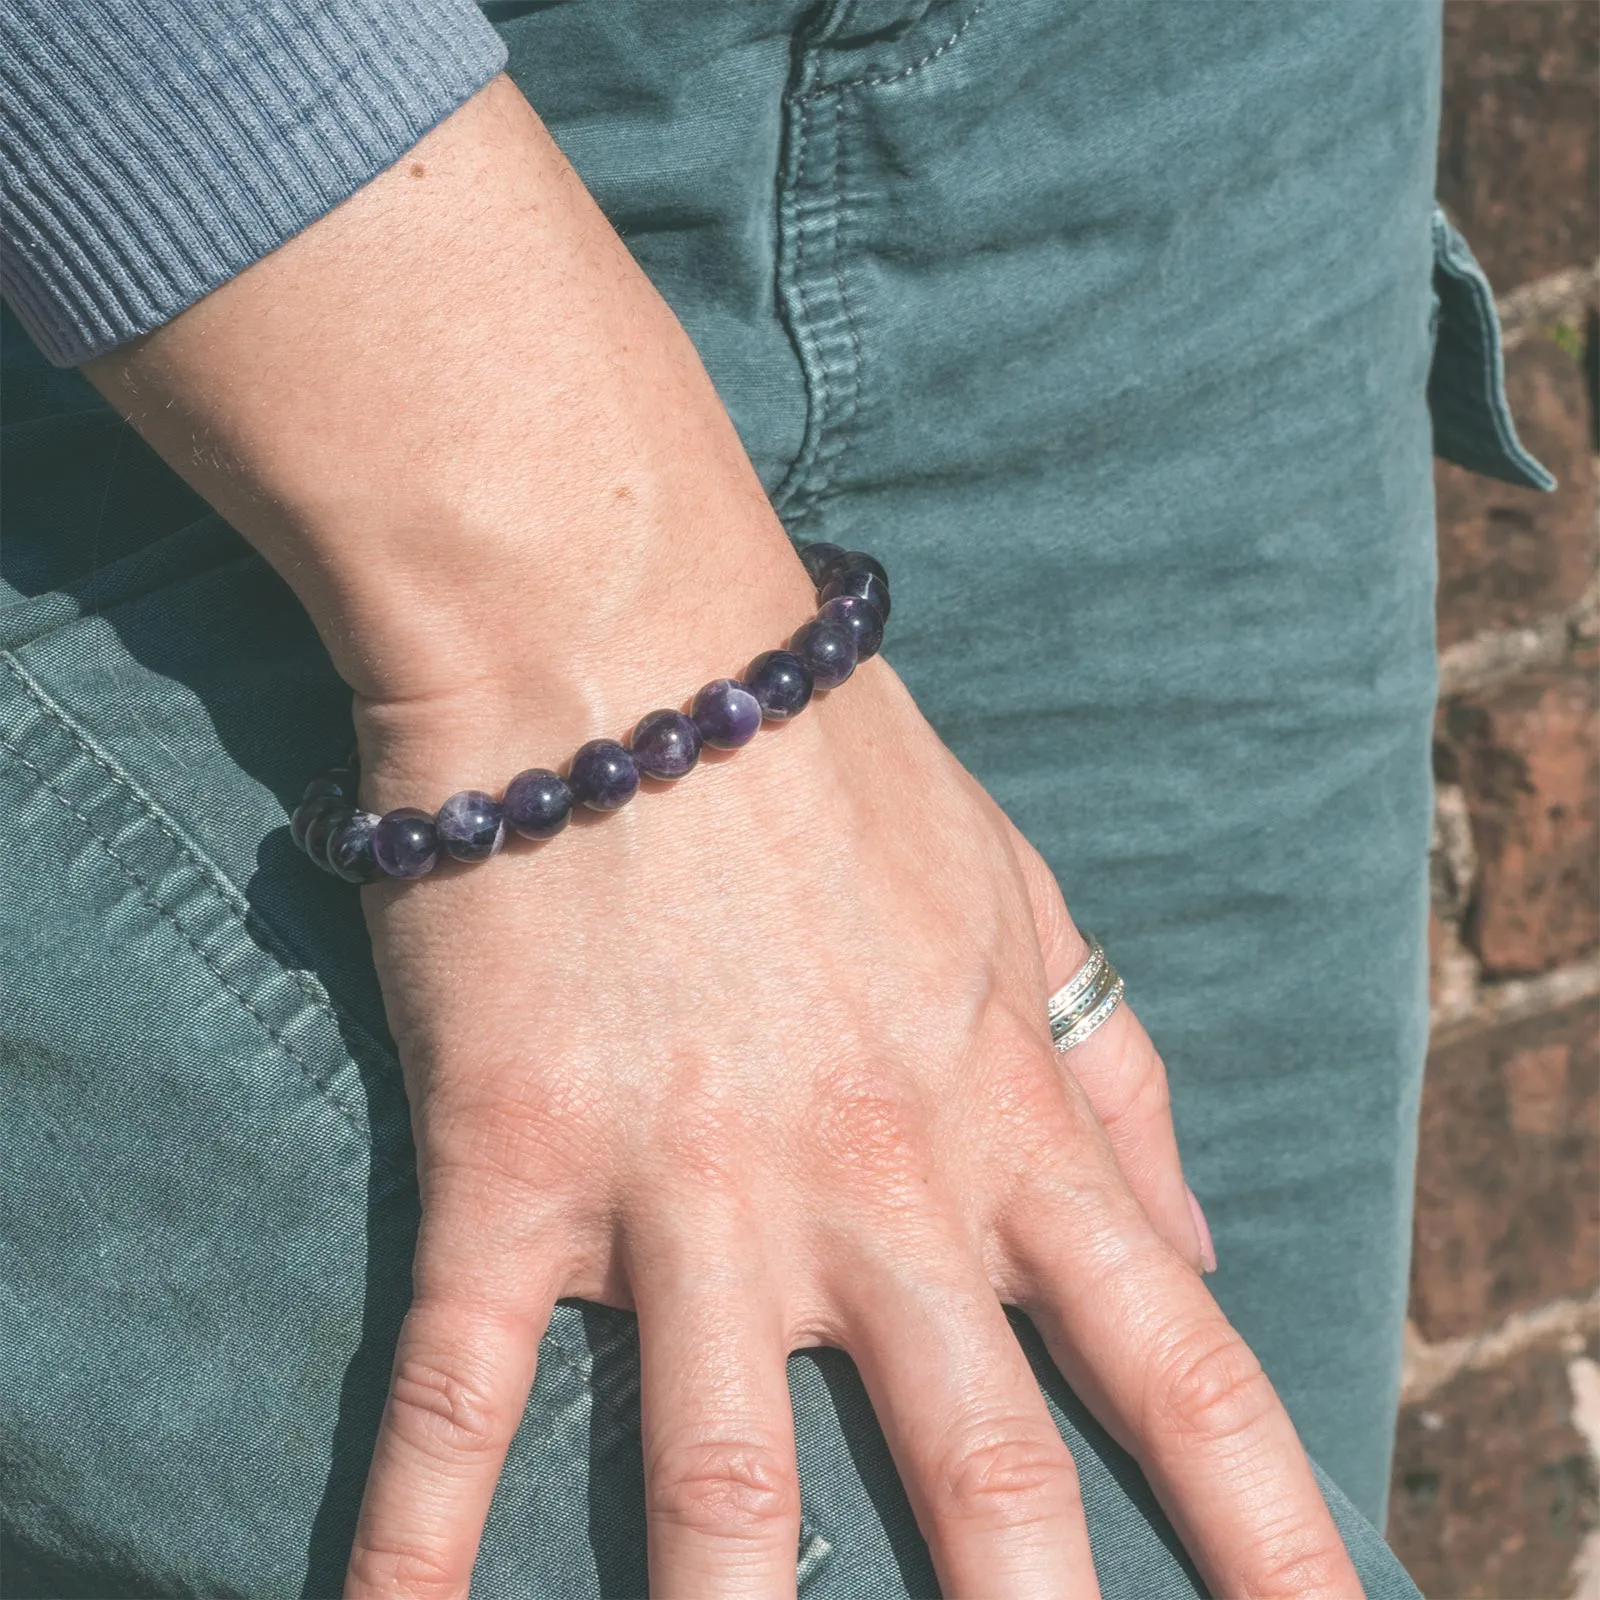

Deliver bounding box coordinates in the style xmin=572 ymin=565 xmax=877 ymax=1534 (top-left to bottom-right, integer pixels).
xmin=289 ymin=542 xmax=891 ymax=883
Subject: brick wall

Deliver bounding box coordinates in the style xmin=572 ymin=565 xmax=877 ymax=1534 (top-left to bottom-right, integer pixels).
xmin=1385 ymin=6 xmax=1600 ymax=1598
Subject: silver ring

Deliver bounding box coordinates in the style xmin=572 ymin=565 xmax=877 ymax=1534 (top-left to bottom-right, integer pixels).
xmin=1047 ymin=936 xmax=1125 ymax=1053
xmin=1046 ymin=938 xmax=1107 ymax=1033
xmin=1053 ymin=975 xmax=1124 ymax=1052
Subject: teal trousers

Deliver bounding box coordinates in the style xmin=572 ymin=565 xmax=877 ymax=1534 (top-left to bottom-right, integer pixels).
xmin=0 ymin=2 xmax=1546 ymax=1593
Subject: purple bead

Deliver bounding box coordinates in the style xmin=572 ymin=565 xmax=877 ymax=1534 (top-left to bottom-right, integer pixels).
xmin=820 ymin=567 xmax=890 ymax=621
xmin=504 ymin=768 xmax=573 ymax=840
xmin=788 ymin=617 xmax=858 ymax=690
xmin=745 ymin=649 xmax=814 ymax=719
xmin=291 ymin=793 xmax=345 ymax=852
xmin=569 ymin=739 xmax=640 ymax=810
xmin=798 ymin=541 xmax=847 ymax=588
xmin=303 ymin=803 xmax=351 ymax=871
xmin=302 ymin=767 xmax=357 ymax=805
xmin=373 ymin=808 xmax=439 ymax=879
xmin=837 ymin=550 xmax=888 ymax=587
xmin=691 ymin=678 xmax=763 ymax=749
xmin=436 ymin=789 xmax=505 ymax=862
xmin=327 ymin=810 xmax=381 ymax=883
xmin=818 ymin=594 xmax=885 ymax=662
xmin=630 ymin=709 xmax=703 ymax=780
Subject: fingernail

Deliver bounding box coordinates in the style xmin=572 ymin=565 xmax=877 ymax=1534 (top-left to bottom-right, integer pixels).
xmin=1186 ymin=1185 xmax=1218 ymax=1275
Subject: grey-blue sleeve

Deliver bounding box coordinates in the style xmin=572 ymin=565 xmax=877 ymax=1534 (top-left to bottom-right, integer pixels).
xmin=1 ymin=0 xmax=507 ymax=366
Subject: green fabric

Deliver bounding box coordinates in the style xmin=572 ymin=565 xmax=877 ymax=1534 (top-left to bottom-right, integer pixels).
xmin=1 ymin=1 xmax=1544 ymax=1593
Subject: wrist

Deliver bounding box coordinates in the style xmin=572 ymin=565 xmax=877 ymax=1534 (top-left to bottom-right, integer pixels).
xmin=342 ymin=514 xmax=828 ymax=809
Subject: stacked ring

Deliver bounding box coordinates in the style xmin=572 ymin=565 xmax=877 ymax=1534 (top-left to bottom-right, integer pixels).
xmin=1047 ymin=937 xmax=1125 ymax=1053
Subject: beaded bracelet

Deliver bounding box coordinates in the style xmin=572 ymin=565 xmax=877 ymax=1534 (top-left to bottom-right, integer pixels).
xmin=290 ymin=542 xmax=890 ymax=883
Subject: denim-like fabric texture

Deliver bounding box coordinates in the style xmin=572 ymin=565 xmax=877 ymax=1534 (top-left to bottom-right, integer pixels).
xmin=0 ymin=1 xmax=1542 ymax=1594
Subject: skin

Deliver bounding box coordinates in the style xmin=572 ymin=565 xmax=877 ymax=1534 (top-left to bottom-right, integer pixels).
xmin=88 ymin=74 xmax=1361 ymax=1600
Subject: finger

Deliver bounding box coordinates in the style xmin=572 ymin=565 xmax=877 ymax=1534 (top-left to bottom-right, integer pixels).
xmin=1063 ymin=1002 xmax=1210 ymax=1272
xmin=840 ymin=1238 xmax=1101 ymax=1600
xmin=1009 ymin=1167 xmax=1360 ymax=1599
xmin=1003 ymin=815 xmax=1204 ymax=1270
xmin=346 ymin=1204 xmax=556 ymax=1600
xmin=634 ymin=1231 xmax=802 ymax=1600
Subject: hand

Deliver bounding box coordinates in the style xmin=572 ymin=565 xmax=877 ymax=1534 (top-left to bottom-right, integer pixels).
xmin=87 ymin=73 xmax=1349 ymax=1600
xmin=341 ymin=656 xmax=1348 ymax=1600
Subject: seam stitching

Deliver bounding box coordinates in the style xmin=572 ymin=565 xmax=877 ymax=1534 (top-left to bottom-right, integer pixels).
xmin=778 ymin=1 xmax=987 ymax=519
xmin=829 ymin=106 xmax=865 ymax=480
xmin=800 ymin=0 xmax=989 ymax=99
xmin=1464 ymin=267 xmax=1539 ymax=476
xmin=776 ymin=93 xmax=863 ymax=526
xmin=0 ymin=651 xmax=400 ymax=1083
xmin=772 ymin=92 xmax=836 ymax=519
xmin=0 ymin=728 xmax=390 ymax=1159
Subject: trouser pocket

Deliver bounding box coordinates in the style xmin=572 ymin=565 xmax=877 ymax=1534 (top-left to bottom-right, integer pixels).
xmin=1427 ymin=207 xmax=1556 ymax=491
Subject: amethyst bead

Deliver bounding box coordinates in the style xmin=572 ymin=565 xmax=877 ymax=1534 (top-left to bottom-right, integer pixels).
xmin=690 ymin=678 xmax=763 ymax=749
xmin=745 ymin=649 xmax=814 ymax=719
xmin=373 ymin=808 xmax=440 ymax=879
xmin=504 ymin=768 xmax=573 ymax=840
xmin=291 ymin=793 xmax=346 ymax=852
xmin=302 ymin=767 xmax=357 ymax=805
xmin=817 ymin=594 xmax=885 ymax=662
xmin=569 ymin=739 xmax=640 ymax=810
xmin=837 ymin=550 xmax=889 ymax=587
xmin=788 ymin=617 xmax=858 ymax=690
xmin=327 ymin=810 xmax=381 ymax=883
xmin=304 ymin=804 xmax=351 ymax=872
xmin=630 ymin=709 xmax=703 ymax=780
xmin=820 ymin=567 xmax=890 ymax=621
xmin=436 ymin=789 xmax=505 ymax=862
xmin=798 ymin=541 xmax=847 ymax=587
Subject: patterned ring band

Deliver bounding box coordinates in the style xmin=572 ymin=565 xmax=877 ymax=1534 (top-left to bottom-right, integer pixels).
xmin=1047 ymin=937 xmax=1126 ymax=1053
xmin=1053 ymin=975 xmax=1125 ymax=1053
xmin=1047 ymin=937 xmax=1108 ymax=1038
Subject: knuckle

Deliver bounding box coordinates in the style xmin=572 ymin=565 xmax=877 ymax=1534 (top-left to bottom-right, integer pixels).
xmin=1089 ymin=1042 xmax=1172 ymax=1137
xmin=806 ymin=1073 xmax=926 ymax=1192
xmin=649 ymin=1434 xmax=800 ymax=1542
xmin=1246 ymin=1536 xmax=1358 ymax=1600
xmin=935 ymin=1426 xmax=1082 ymax=1527
xmin=345 ymin=1537 xmax=465 ymax=1600
xmin=386 ymin=1349 xmax=509 ymax=1465
xmin=649 ymin=1077 xmax=748 ymax=1194
xmin=1148 ymin=1325 xmax=1277 ymax=1446
xmin=428 ymin=1091 xmax=571 ymax=1194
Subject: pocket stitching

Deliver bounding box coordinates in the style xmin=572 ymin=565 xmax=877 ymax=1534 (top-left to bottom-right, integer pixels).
xmin=0 ymin=725 xmax=394 ymax=1162
xmin=0 ymin=649 xmax=408 ymax=1166
xmin=802 ymin=0 xmax=991 ymax=98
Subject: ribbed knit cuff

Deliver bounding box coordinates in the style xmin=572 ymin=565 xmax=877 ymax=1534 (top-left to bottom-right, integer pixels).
xmin=2 ymin=0 xmax=507 ymax=366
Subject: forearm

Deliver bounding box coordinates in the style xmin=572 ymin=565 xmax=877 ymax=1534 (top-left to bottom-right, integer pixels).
xmin=85 ymin=75 xmax=814 ymax=766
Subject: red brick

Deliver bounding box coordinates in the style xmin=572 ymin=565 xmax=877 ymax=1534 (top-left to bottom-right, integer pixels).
xmin=1436 ymin=666 xmax=1600 ymax=975
xmin=1388 ymin=1326 xmax=1600 ymax=1600
xmin=1411 ymin=998 xmax=1600 ymax=1340
xmin=1438 ymin=0 xmax=1600 ymax=290
xmin=1435 ymin=337 xmax=1596 ymax=650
